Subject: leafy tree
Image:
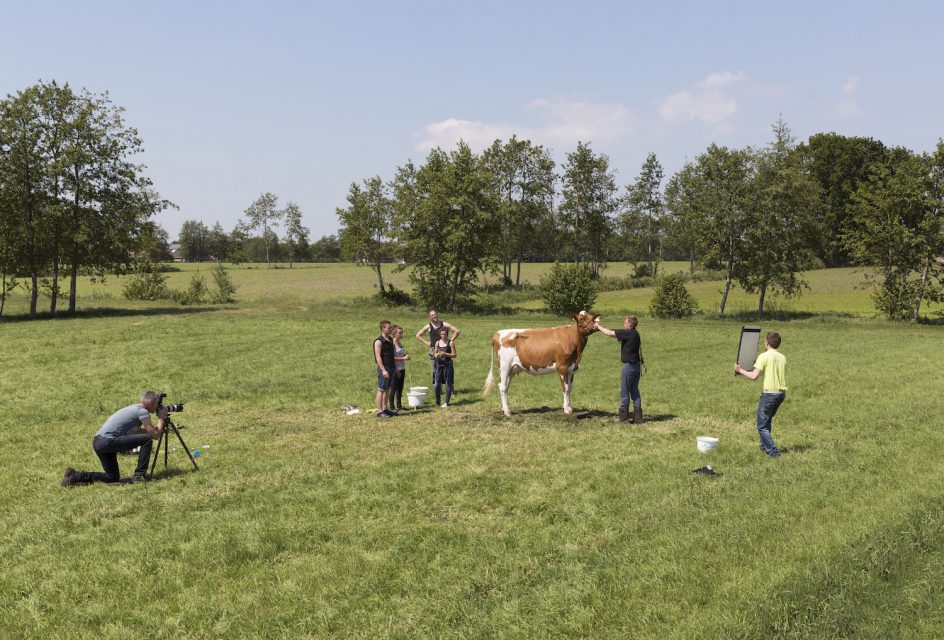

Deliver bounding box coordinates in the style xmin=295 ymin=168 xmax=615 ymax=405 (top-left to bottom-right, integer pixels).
xmin=207 ymin=222 xmax=231 ymax=262
xmin=736 ymin=119 xmax=822 ymax=319
xmin=539 ymin=262 xmax=596 ymax=316
xmin=0 ymin=84 xmax=48 ymax=317
xmin=138 ymin=221 xmax=173 ymax=262
xmin=802 ymin=132 xmax=888 ymax=266
xmin=650 ymin=273 xmax=698 ymax=318
xmin=665 ymin=144 xmax=754 ymax=313
xmin=178 ymin=219 xmax=210 ymax=261
xmin=338 ymin=176 xmax=394 ymax=292
xmin=844 ymin=147 xmax=944 ymax=320
xmin=482 ymin=136 xmax=556 ymax=284
xmin=310 ymin=234 xmax=341 ymax=262
xmin=394 ymin=142 xmax=498 ymax=310
xmin=282 ymin=201 xmax=309 ymax=267
xmin=621 ymin=152 xmax=665 ymax=276
xmin=242 ymin=192 xmax=281 ymax=266
xmin=559 ymin=141 xmax=618 ymax=276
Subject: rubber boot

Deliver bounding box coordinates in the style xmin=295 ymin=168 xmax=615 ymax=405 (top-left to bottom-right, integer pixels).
xmin=633 ymin=407 xmax=643 ymax=425
xmin=617 ymin=408 xmax=630 ymax=423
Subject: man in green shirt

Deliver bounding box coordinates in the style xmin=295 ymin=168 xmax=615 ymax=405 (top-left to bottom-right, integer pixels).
xmin=734 ymin=331 xmax=786 ymax=457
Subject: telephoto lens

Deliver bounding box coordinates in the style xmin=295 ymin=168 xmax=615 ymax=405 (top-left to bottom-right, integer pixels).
xmin=165 ymin=403 xmax=184 ymax=412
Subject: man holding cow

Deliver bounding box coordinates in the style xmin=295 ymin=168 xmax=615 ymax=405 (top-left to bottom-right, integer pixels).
xmin=594 ymin=315 xmax=644 ymax=424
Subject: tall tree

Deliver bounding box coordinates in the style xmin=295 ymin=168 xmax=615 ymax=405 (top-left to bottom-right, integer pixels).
xmin=242 ymin=192 xmax=281 ymax=266
xmin=844 ymin=147 xmax=943 ymax=320
xmin=559 ymin=141 xmax=618 ymax=277
xmin=621 ymin=152 xmax=665 ymax=276
xmin=802 ymin=132 xmax=888 ymax=266
xmin=481 ymin=136 xmax=556 ymax=284
xmin=282 ymin=201 xmax=309 ymax=267
xmin=207 ymin=222 xmax=231 ymax=262
xmin=0 ymin=85 xmax=48 ymax=317
xmin=737 ymin=119 xmax=822 ymax=319
xmin=394 ymin=142 xmax=499 ymax=310
xmin=337 ymin=176 xmax=393 ymax=292
xmin=665 ymin=144 xmax=754 ymax=313
xmin=178 ymin=219 xmax=210 ymax=261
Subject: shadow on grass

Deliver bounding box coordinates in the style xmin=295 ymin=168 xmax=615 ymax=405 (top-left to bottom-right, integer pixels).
xmin=702 ymin=310 xmax=861 ymax=322
xmin=0 ymin=306 xmax=219 ymax=323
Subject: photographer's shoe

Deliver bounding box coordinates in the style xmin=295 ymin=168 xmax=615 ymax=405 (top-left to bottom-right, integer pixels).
xmin=130 ymin=474 xmax=150 ymax=483
xmin=62 ymin=467 xmax=77 ymax=487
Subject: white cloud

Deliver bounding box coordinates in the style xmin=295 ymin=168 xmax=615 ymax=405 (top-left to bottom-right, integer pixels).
xmin=842 ymin=76 xmax=860 ymax=95
xmin=834 ymin=76 xmax=861 ymax=117
xmin=699 ymin=71 xmax=748 ymax=88
xmin=658 ymin=71 xmax=748 ymax=125
xmin=418 ymin=96 xmax=636 ymax=152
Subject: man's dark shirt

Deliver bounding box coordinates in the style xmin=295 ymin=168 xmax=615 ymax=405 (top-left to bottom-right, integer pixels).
xmin=375 ymin=335 xmax=396 ymax=370
xmin=614 ymin=328 xmax=641 ymax=364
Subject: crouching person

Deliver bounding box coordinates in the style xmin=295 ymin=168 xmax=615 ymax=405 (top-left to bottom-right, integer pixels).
xmin=62 ymin=390 xmax=169 ymax=486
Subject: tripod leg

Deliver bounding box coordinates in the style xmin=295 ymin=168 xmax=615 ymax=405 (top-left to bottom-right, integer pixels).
xmin=149 ymin=430 xmax=165 ymax=478
xmin=168 ymin=422 xmax=199 ymax=470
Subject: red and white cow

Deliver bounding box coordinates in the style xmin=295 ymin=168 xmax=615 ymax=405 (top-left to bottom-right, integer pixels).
xmin=482 ymin=310 xmax=601 ymax=416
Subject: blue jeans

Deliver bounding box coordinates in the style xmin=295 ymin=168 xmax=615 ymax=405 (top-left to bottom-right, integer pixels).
xmin=756 ymin=392 xmax=785 ymax=457
xmin=620 ymin=362 xmax=642 ymax=411
xmin=434 ymin=361 xmax=454 ymax=405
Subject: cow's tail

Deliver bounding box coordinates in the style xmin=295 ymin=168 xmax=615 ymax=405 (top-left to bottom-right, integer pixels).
xmin=482 ymin=341 xmax=495 ymax=396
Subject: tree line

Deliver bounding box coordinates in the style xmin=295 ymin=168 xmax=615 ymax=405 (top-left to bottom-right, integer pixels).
xmin=0 ymin=80 xmax=170 ymax=318
xmin=337 ymin=121 xmax=944 ymax=320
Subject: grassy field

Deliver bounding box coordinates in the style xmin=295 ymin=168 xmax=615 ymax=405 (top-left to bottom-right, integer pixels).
xmin=2 ymin=264 xmax=944 ymax=638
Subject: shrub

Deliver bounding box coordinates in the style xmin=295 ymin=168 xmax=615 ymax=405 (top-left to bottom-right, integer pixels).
xmin=650 ymin=273 xmax=698 ymax=318
xmin=377 ymin=283 xmax=414 ymax=307
xmin=540 ymin=263 xmax=597 ymax=317
xmin=210 ymin=262 xmax=238 ymax=304
xmin=173 ymin=274 xmax=209 ymax=305
xmin=123 ymin=262 xmax=171 ymax=300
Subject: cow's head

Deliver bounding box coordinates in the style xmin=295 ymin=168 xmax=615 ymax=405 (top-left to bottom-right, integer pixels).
xmin=573 ymin=310 xmax=602 ymax=334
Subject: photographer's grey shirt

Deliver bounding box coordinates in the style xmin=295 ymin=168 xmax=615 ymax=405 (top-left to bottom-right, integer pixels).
xmin=95 ymin=404 xmax=150 ymax=438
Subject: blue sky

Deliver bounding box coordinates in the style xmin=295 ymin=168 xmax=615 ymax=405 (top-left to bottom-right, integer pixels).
xmin=2 ymin=1 xmax=941 ymax=240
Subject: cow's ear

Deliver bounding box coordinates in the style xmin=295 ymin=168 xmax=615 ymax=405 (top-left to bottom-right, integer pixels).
xmin=571 ymin=314 xmax=579 ymax=323
xmin=593 ymin=314 xmax=601 ymax=322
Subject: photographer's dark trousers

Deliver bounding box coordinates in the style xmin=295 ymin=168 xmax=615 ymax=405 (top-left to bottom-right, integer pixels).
xmin=73 ymin=434 xmax=154 ymax=483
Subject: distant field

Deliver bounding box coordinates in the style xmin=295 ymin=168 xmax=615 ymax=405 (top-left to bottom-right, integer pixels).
xmin=2 ymin=262 xmax=944 ymax=638
xmin=2 ymin=261 xmax=929 ymax=319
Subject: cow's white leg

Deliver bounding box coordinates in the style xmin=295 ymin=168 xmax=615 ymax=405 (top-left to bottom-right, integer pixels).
xmin=498 ymin=365 xmax=513 ymax=416
xmin=559 ymin=367 xmax=574 ymax=414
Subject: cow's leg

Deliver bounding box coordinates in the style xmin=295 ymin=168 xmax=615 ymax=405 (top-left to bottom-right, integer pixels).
xmin=498 ymin=364 xmax=513 ymax=416
xmin=559 ymin=364 xmax=574 ymax=414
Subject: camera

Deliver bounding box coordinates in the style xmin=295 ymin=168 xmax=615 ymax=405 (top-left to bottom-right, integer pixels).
xmin=157 ymin=392 xmax=184 ymax=413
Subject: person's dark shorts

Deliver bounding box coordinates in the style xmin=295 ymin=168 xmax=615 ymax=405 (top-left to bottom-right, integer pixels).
xmin=377 ymin=366 xmax=393 ymax=390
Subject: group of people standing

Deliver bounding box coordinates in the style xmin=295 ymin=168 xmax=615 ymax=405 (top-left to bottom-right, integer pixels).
xmin=372 ymin=310 xmax=788 ymax=459
xmin=372 ymin=310 xmax=461 ymax=419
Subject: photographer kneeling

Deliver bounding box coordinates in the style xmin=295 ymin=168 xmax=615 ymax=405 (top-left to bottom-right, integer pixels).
xmin=62 ymin=390 xmax=168 ymax=486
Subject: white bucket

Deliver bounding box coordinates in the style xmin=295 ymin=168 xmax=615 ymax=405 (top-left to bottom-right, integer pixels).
xmin=409 ymin=387 xmax=429 ymax=394
xmin=407 ymin=391 xmax=426 ymax=408
xmin=696 ymin=436 xmax=719 ymax=453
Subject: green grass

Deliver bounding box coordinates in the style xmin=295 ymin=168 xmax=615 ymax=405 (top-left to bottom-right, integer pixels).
xmin=2 ymin=265 xmax=944 ymax=638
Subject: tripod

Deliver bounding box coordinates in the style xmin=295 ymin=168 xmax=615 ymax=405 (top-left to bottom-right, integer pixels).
xmin=148 ymin=414 xmax=199 ymax=478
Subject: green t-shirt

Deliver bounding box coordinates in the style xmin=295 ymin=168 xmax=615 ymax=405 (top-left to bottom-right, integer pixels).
xmin=754 ymin=349 xmax=786 ymax=392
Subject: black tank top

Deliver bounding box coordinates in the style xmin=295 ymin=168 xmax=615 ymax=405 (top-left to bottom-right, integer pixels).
xmin=375 ymin=335 xmax=395 ymax=369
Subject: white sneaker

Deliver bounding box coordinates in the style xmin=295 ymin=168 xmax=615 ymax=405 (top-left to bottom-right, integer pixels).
xmin=441 ymin=403 xmax=449 ymax=408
